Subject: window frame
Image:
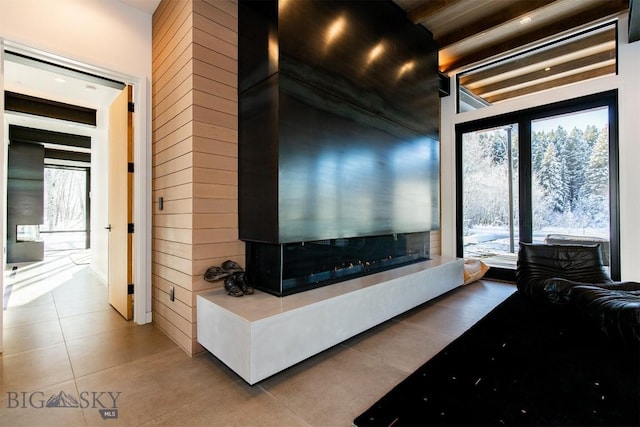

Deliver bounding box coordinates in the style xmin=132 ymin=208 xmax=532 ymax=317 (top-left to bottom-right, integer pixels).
xmin=455 ymin=90 xmax=620 ymax=281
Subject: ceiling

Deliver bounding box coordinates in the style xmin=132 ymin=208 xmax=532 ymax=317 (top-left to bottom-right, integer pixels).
xmin=4 ymin=58 xmax=123 ymax=138
xmin=124 ymin=0 xmax=631 ymax=108
xmin=393 ymin=0 xmax=629 ymax=106
xmin=3 ymin=0 xmax=631 ymax=136
xmin=119 ymin=0 xmax=161 ymax=15
xmin=394 ymin=0 xmax=628 ymax=72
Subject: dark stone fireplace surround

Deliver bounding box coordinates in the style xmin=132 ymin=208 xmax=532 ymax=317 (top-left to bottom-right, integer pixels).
xmin=238 ymin=0 xmax=440 ymax=296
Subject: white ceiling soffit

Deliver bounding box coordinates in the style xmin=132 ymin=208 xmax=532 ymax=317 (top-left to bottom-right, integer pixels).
xmin=4 ymin=52 xmax=124 ymax=110
xmin=4 ymin=52 xmax=125 ymax=136
xmin=119 ymin=0 xmax=161 ymax=15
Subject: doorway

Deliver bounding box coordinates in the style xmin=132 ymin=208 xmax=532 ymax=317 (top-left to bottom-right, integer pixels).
xmin=456 ymin=90 xmax=619 ymax=281
xmin=2 ymin=45 xmax=147 ymax=353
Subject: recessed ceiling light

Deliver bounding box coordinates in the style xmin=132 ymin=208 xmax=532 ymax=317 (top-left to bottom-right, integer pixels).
xmin=85 ymin=85 xmax=97 ymax=91
xmin=545 ymin=67 xmax=551 ymax=71
xmin=54 ymin=76 xmax=66 ymax=83
xmin=520 ymin=16 xmax=532 ymax=25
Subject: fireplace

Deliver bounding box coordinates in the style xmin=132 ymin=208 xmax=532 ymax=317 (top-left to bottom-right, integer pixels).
xmin=247 ymin=231 xmax=430 ymax=296
xmin=238 ymin=0 xmax=440 ymax=296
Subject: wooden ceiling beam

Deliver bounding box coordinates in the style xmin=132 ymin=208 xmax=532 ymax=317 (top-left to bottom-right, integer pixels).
xmin=8 ymin=125 xmax=91 ymax=149
xmin=437 ymin=0 xmax=558 ymax=49
xmin=484 ymin=64 xmax=616 ymax=103
xmin=471 ymin=50 xmax=615 ymax=96
xmin=459 ymin=27 xmax=615 ymax=85
xmin=407 ymin=0 xmax=466 ymax=23
xmin=5 ymin=91 xmax=97 ymax=127
xmin=441 ymin=0 xmax=628 ymax=72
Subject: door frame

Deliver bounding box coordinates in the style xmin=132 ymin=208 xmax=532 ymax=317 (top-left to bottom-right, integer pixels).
xmin=455 ymin=90 xmax=620 ymax=281
xmin=0 ymin=40 xmax=152 ymax=335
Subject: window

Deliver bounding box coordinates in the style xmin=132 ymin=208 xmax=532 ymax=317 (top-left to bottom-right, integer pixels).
xmin=456 ymin=91 xmax=619 ymax=281
xmin=40 ymin=166 xmax=90 ymax=250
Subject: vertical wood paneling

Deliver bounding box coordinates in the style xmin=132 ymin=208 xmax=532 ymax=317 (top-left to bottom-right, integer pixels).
xmin=152 ymin=0 xmax=241 ymax=355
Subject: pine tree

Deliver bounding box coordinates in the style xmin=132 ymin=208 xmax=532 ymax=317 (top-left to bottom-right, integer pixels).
xmin=538 ymin=143 xmax=564 ymax=212
xmin=583 ymin=127 xmax=609 ymax=226
xmin=563 ymin=127 xmax=589 ymax=212
xmin=584 ymin=124 xmax=599 ymax=149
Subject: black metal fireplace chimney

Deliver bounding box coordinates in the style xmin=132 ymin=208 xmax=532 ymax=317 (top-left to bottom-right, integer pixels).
xmin=238 ymin=0 xmax=440 ymax=296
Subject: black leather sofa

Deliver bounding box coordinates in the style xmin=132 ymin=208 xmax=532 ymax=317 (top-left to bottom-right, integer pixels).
xmin=516 ymin=242 xmax=640 ymax=344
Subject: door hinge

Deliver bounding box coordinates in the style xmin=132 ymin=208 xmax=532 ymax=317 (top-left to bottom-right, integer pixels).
xmin=128 ymin=284 xmax=134 ymax=295
xmin=128 ymin=162 xmax=134 ymax=173
xmin=128 ymin=102 xmax=135 ymax=112
xmin=128 ymin=223 xmax=134 ymax=233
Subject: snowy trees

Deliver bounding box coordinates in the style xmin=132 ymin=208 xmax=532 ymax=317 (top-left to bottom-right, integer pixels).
xmin=533 ymin=124 xmax=609 ymax=230
xmin=42 ymin=168 xmax=87 ymax=232
xmin=463 ymin=122 xmax=609 ymax=235
xmin=462 ymin=127 xmax=518 ymax=235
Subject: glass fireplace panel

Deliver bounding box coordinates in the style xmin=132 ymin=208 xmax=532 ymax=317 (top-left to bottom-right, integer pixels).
xmin=16 ymin=225 xmax=42 ymax=242
xmin=246 ymin=231 xmax=430 ymax=296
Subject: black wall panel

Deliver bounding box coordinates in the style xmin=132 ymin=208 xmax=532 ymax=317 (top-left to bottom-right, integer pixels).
xmin=239 ymin=0 xmax=440 ymax=244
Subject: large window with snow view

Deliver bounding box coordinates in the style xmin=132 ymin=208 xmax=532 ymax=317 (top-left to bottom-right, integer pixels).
xmin=40 ymin=166 xmax=90 ymax=251
xmin=456 ymin=91 xmax=619 ymax=281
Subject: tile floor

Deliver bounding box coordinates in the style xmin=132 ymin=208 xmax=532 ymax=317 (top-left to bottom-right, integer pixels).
xmin=1 ymin=252 xmax=515 ymax=426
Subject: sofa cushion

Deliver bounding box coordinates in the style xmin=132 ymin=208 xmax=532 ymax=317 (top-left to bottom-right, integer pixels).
xmin=516 ymin=242 xmax=612 ymax=303
xmin=542 ymin=278 xmax=640 ymax=305
xmin=571 ymin=285 xmax=640 ymax=344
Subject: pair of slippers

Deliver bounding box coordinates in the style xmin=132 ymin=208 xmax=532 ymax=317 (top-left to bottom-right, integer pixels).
xmin=203 ymin=260 xmax=254 ymax=297
xmin=224 ymin=272 xmax=253 ymax=297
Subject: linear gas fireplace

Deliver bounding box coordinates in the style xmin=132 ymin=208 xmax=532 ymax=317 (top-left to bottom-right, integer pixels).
xmin=246 ymin=232 xmax=430 ymax=296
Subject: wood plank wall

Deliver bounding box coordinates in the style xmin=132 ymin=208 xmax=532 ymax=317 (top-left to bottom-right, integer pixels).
xmin=430 ymin=230 xmax=442 ymax=256
xmin=152 ymin=0 xmax=241 ymax=355
xmin=151 ymin=0 xmax=443 ymax=356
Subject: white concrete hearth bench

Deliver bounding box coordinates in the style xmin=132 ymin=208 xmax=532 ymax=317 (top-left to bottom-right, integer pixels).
xmin=197 ymin=256 xmax=464 ymax=384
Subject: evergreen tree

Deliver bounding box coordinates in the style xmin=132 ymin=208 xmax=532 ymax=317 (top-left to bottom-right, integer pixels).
xmin=582 ymin=127 xmax=609 ymax=226
xmin=538 ymin=143 xmax=564 ymax=212
xmin=531 ymin=130 xmax=547 ymax=172
xmin=563 ymin=127 xmax=589 ymax=211
xmin=584 ymin=124 xmax=600 ymax=150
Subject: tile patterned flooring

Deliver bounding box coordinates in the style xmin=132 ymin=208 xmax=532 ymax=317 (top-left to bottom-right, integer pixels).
xmin=1 ymin=252 xmax=515 ymax=426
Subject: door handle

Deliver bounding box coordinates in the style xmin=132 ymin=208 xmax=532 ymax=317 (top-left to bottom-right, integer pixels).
xmin=105 ymin=225 xmax=112 ymax=231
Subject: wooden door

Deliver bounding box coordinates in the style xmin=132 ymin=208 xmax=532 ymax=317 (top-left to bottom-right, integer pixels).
xmin=108 ymin=85 xmax=133 ymax=320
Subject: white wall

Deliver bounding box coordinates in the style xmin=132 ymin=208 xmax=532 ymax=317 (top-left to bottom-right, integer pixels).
xmin=0 ymin=0 xmax=154 ymax=323
xmin=0 ymin=45 xmax=5 ymax=352
xmin=441 ymin=15 xmax=640 ymax=281
xmin=91 ymin=108 xmax=111 ymax=284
